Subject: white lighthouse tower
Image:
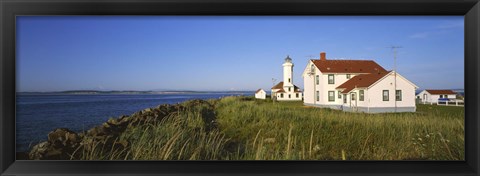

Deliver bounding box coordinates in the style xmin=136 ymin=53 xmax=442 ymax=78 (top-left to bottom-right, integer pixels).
xmin=271 ymin=55 xmax=303 ymax=101
xmin=283 ymin=55 xmax=294 ymax=89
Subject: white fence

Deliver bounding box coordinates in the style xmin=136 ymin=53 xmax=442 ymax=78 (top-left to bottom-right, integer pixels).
xmin=437 ymin=99 xmax=464 ymax=106
xmin=417 ymin=99 xmax=464 ymax=106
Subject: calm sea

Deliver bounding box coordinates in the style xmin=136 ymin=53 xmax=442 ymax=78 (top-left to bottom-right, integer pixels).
xmin=16 ymin=93 xmax=250 ymax=152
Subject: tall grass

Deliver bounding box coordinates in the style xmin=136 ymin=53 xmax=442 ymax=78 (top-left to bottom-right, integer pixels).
xmin=77 ymin=96 xmax=464 ymax=160
xmin=215 ymin=96 xmax=464 ymax=160
xmin=76 ymin=100 xmax=228 ymax=160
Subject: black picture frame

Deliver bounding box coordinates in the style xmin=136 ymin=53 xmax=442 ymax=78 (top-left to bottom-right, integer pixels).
xmin=1 ymin=0 xmax=479 ymax=175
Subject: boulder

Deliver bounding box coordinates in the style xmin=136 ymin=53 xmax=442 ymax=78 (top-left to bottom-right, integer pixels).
xmin=28 ymin=128 xmax=82 ymax=160
xmin=47 ymin=128 xmax=80 ymax=148
xmin=29 ymin=141 xmax=51 ymax=160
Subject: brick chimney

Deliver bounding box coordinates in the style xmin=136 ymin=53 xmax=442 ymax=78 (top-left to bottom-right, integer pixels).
xmin=320 ymin=52 xmax=326 ymax=61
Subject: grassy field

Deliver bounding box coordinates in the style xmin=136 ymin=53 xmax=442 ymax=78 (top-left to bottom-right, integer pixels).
xmin=80 ymin=96 xmax=464 ymax=160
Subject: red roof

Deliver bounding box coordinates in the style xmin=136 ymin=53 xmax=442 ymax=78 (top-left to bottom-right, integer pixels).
xmin=425 ymin=90 xmax=456 ymax=95
xmin=255 ymin=89 xmax=264 ymax=93
xmin=271 ymin=82 xmax=284 ymax=89
xmin=336 ymin=71 xmax=391 ymax=93
xmin=271 ymin=81 xmax=302 ymax=93
xmin=312 ymin=59 xmax=387 ymax=74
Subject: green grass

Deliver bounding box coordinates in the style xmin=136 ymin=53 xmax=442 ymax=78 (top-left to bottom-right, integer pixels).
xmin=78 ymin=96 xmax=464 ymax=160
xmin=216 ymin=97 xmax=464 ymax=160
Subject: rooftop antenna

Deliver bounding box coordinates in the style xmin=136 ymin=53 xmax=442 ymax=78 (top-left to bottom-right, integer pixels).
xmin=388 ymin=46 xmax=402 ymax=112
xmin=305 ymin=55 xmax=316 ymax=60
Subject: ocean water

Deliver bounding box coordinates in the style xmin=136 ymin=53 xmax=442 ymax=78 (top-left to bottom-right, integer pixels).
xmin=16 ymin=93 xmax=249 ymax=152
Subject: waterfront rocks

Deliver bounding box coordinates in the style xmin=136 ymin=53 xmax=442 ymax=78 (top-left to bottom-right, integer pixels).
xmin=27 ymin=99 xmax=216 ymax=160
xmin=48 ymin=128 xmax=80 ymax=148
xmin=29 ymin=141 xmax=51 ymax=159
xmin=29 ymin=128 xmax=80 ymax=160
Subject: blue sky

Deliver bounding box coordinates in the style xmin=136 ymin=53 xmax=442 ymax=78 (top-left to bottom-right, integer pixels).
xmin=16 ymin=16 xmax=464 ymax=92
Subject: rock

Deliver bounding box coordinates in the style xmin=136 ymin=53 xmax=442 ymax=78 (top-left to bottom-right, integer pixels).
xmin=47 ymin=128 xmax=79 ymax=148
xmin=118 ymin=115 xmax=130 ymax=123
xmin=87 ymin=126 xmax=102 ymax=136
xmin=27 ymin=128 xmax=83 ymax=160
xmin=29 ymin=141 xmax=51 ymax=160
xmin=143 ymin=108 xmax=152 ymax=113
xmin=102 ymin=122 xmax=111 ymax=128
xmin=107 ymin=118 xmax=118 ymax=125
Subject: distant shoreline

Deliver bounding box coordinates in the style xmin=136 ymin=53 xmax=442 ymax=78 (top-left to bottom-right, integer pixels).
xmin=16 ymin=90 xmax=255 ymax=95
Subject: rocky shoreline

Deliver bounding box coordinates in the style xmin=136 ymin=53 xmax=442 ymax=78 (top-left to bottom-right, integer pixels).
xmin=20 ymin=99 xmax=217 ymax=160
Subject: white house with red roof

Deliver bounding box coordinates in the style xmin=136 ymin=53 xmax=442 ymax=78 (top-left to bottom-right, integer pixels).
xmin=302 ymin=52 xmax=418 ymax=113
xmin=416 ymin=89 xmax=457 ymax=104
xmin=271 ymin=56 xmax=303 ymax=101
xmin=255 ymin=89 xmax=267 ymax=99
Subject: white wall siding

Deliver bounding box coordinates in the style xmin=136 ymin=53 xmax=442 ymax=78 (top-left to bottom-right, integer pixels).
xmin=366 ymin=73 xmax=416 ymax=108
xmin=283 ymin=62 xmax=294 ymax=87
xmin=417 ymin=90 xmax=428 ymax=103
xmin=302 ymin=61 xmax=365 ymax=108
xmin=429 ymin=94 xmax=440 ymax=103
xmin=315 ymin=71 xmax=324 ymax=104
xmin=302 ymin=61 xmax=319 ymax=104
xmin=303 ymin=73 xmax=315 ymax=104
xmin=344 ymin=89 xmax=368 ymax=108
xmin=255 ymin=90 xmax=266 ymax=99
xmin=319 ymin=73 xmax=355 ymax=105
xmin=276 ymin=92 xmax=303 ymax=101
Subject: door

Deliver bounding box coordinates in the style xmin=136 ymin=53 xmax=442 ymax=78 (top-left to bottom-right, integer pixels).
xmin=350 ymin=92 xmax=357 ymax=111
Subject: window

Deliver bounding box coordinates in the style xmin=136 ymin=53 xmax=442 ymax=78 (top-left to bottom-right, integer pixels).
xmin=440 ymin=95 xmax=443 ymax=98
xmin=315 ymin=75 xmax=319 ymax=85
xmin=280 ymin=93 xmax=284 ymax=98
xmin=343 ymin=94 xmax=347 ymax=103
xmin=359 ymin=90 xmax=364 ymax=101
xmin=288 ymin=87 xmax=291 ymax=92
xmin=338 ymin=91 xmax=342 ymax=99
xmin=289 ymin=94 xmax=291 ymax=98
xmin=351 ymin=93 xmax=356 ymax=101
xmin=396 ymin=90 xmax=402 ymax=101
xmin=316 ymin=91 xmax=319 ymax=101
xmin=288 ymin=78 xmax=291 ymax=83
xmin=328 ymin=74 xmax=335 ymax=84
xmin=328 ymin=91 xmax=335 ymax=102
xmin=346 ymin=74 xmax=351 ymax=79
xmin=383 ymin=90 xmax=389 ymax=101
xmin=445 ymin=95 xmax=448 ymax=98
xmin=310 ymin=64 xmax=315 ymax=73
xmin=296 ymin=93 xmax=299 ymax=98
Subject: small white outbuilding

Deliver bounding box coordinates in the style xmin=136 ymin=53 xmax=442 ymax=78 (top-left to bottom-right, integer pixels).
xmin=255 ymin=89 xmax=267 ymax=99
xmin=416 ymin=89 xmax=457 ymax=104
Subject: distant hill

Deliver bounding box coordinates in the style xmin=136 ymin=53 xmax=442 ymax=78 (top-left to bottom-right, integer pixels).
xmin=17 ymin=90 xmax=256 ymax=95
xmin=452 ymin=89 xmax=465 ymax=96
